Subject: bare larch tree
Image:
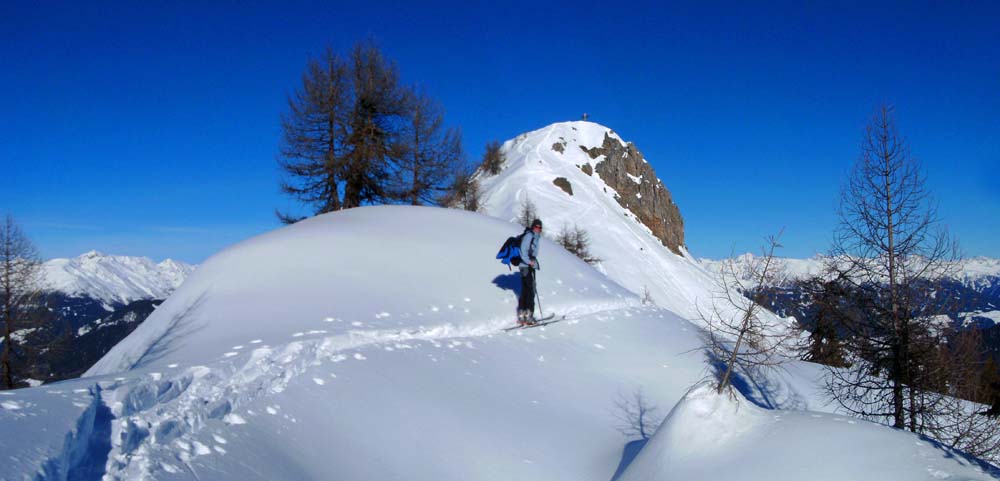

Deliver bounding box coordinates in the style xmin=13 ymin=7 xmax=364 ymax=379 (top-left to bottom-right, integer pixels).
xmin=277 ymin=41 xmax=464 ymax=222
xmin=702 ymin=231 xmax=790 ymax=395
xmin=826 ymin=104 xmax=964 ymax=433
xmin=392 ymin=90 xmax=463 ymax=205
xmin=1 ymin=216 xmax=43 ymax=389
xmin=480 ymin=140 xmax=505 ymax=175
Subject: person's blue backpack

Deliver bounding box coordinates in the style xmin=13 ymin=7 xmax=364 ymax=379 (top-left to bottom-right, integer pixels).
xmin=496 ymin=229 xmax=529 ymax=270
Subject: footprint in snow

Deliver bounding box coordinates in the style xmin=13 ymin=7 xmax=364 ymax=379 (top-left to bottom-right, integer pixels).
xmin=593 ymin=344 xmax=606 ymax=350
xmin=430 ymin=305 xmax=440 ymax=312
xmin=222 ymin=413 xmax=247 ymax=424
xmin=1 ymin=401 xmax=23 ymax=410
xmin=353 ymin=353 xmax=367 ymax=360
xmin=213 ymin=435 xmax=227 ymax=444
xmin=193 ymin=441 xmax=212 ymax=456
xmin=292 ymin=332 xmax=304 ymax=338
xmin=351 ymin=321 xmax=364 ymax=327
xmin=223 ymin=352 xmax=238 ymax=357
xmin=214 ymin=446 xmax=227 ymax=455
xmin=323 ymin=317 xmax=337 ymax=323
xmin=232 ymin=345 xmax=243 ymax=350
xmin=222 ymin=411 xmax=252 ymax=425
xmin=463 ymin=297 xmax=471 ymax=302
xmin=313 ymin=378 xmax=326 ymax=385
xmin=167 ymin=364 xmax=179 ymax=368
xmin=250 ymin=339 xmax=262 ymax=344
xmin=266 ymin=406 xmax=279 ymax=415
xmin=374 ymin=312 xmax=391 ymax=319
xmin=926 ymin=468 xmax=951 ymax=479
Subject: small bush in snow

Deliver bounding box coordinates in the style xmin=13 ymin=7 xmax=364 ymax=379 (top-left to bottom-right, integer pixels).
xmin=557 ymin=224 xmax=600 ymax=266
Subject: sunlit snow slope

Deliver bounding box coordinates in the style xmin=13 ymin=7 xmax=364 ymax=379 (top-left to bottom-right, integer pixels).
xmin=86 ymin=205 xmax=638 ymax=376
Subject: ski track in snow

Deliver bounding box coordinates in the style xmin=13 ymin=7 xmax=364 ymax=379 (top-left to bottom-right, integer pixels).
xmin=93 ymin=302 xmax=636 ymax=480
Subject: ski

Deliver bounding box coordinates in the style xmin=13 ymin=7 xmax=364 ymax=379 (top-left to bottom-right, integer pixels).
xmin=503 ymin=314 xmax=564 ymax=331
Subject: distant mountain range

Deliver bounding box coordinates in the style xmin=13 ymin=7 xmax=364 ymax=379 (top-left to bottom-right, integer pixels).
xmin=5 ymin=252 xmax=196 ymax=386
xmin=42 ymin=250 xmax=195 ymax=305
xmin=699 ymin=254 xmax=1000 ymax=334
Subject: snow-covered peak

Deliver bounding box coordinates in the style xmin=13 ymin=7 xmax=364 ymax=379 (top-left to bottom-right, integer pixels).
xmin=42 ymin=251 xmax=197 ymax=305
xmin=477 ymin=121 xmax=754 ymax=325
xmin=490 ymin=121 xmax=628 ymax=181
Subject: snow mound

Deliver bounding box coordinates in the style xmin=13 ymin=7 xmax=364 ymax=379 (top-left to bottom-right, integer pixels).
xmin=86 ymin=205 xmax=638 ymax=376
xmin=43 ymin=251 xmax=196 ymax=304
xmin=621 ymin=384 xmax=998 ymax=481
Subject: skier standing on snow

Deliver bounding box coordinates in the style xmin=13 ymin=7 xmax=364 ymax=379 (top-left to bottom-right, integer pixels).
xmin=518 ymin=219 xmax=543 ymax=326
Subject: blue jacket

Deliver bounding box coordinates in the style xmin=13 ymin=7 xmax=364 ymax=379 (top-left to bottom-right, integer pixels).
xmin=520 ymin=229 xmax=540 ymax=269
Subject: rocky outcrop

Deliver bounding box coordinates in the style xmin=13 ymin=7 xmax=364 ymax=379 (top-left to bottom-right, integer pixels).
xmin=553 ymin=177 xmax=573 ymax=195
xmin=582 ymin=133 xmax=685 ymax=254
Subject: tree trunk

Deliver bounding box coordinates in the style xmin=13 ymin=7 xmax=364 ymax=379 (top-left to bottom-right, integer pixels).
xmin=2 ymin=290 xmax=12 ymax=389
xmin=881 ymin=106 xmax=904 ymax=429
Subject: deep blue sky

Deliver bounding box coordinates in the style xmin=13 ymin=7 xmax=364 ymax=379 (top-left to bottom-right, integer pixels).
xmin=3 ymin=1 xmax=998 ymax=263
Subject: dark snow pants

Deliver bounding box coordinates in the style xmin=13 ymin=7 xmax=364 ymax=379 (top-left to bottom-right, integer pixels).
xmin=518 ymin=267 xmax=535 ymax=313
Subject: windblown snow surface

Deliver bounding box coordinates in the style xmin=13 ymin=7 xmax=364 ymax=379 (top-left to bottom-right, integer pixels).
xmin=1 ymin=205 xmax=994 ymax=480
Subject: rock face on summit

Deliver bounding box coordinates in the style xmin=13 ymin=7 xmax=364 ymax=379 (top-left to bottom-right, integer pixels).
xmin=581 ymin=132 xmax=685 ymax=255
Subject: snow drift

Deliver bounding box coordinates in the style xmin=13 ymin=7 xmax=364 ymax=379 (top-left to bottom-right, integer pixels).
xmin=621 ymin=383 xmax=997 ymax=481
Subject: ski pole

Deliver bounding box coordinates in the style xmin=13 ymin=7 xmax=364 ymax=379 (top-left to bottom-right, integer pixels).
xmin=533 ymin=267 xmax=544 ymax=319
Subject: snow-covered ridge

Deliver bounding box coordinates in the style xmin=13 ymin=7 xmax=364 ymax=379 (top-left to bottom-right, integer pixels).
xmin=476 ymin=121 xmax=772 ymax=326
xmin=699 ymin=254 xmax=1000 ymax=287
xmin=43 ymin=251 xmax=196 ymax=305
